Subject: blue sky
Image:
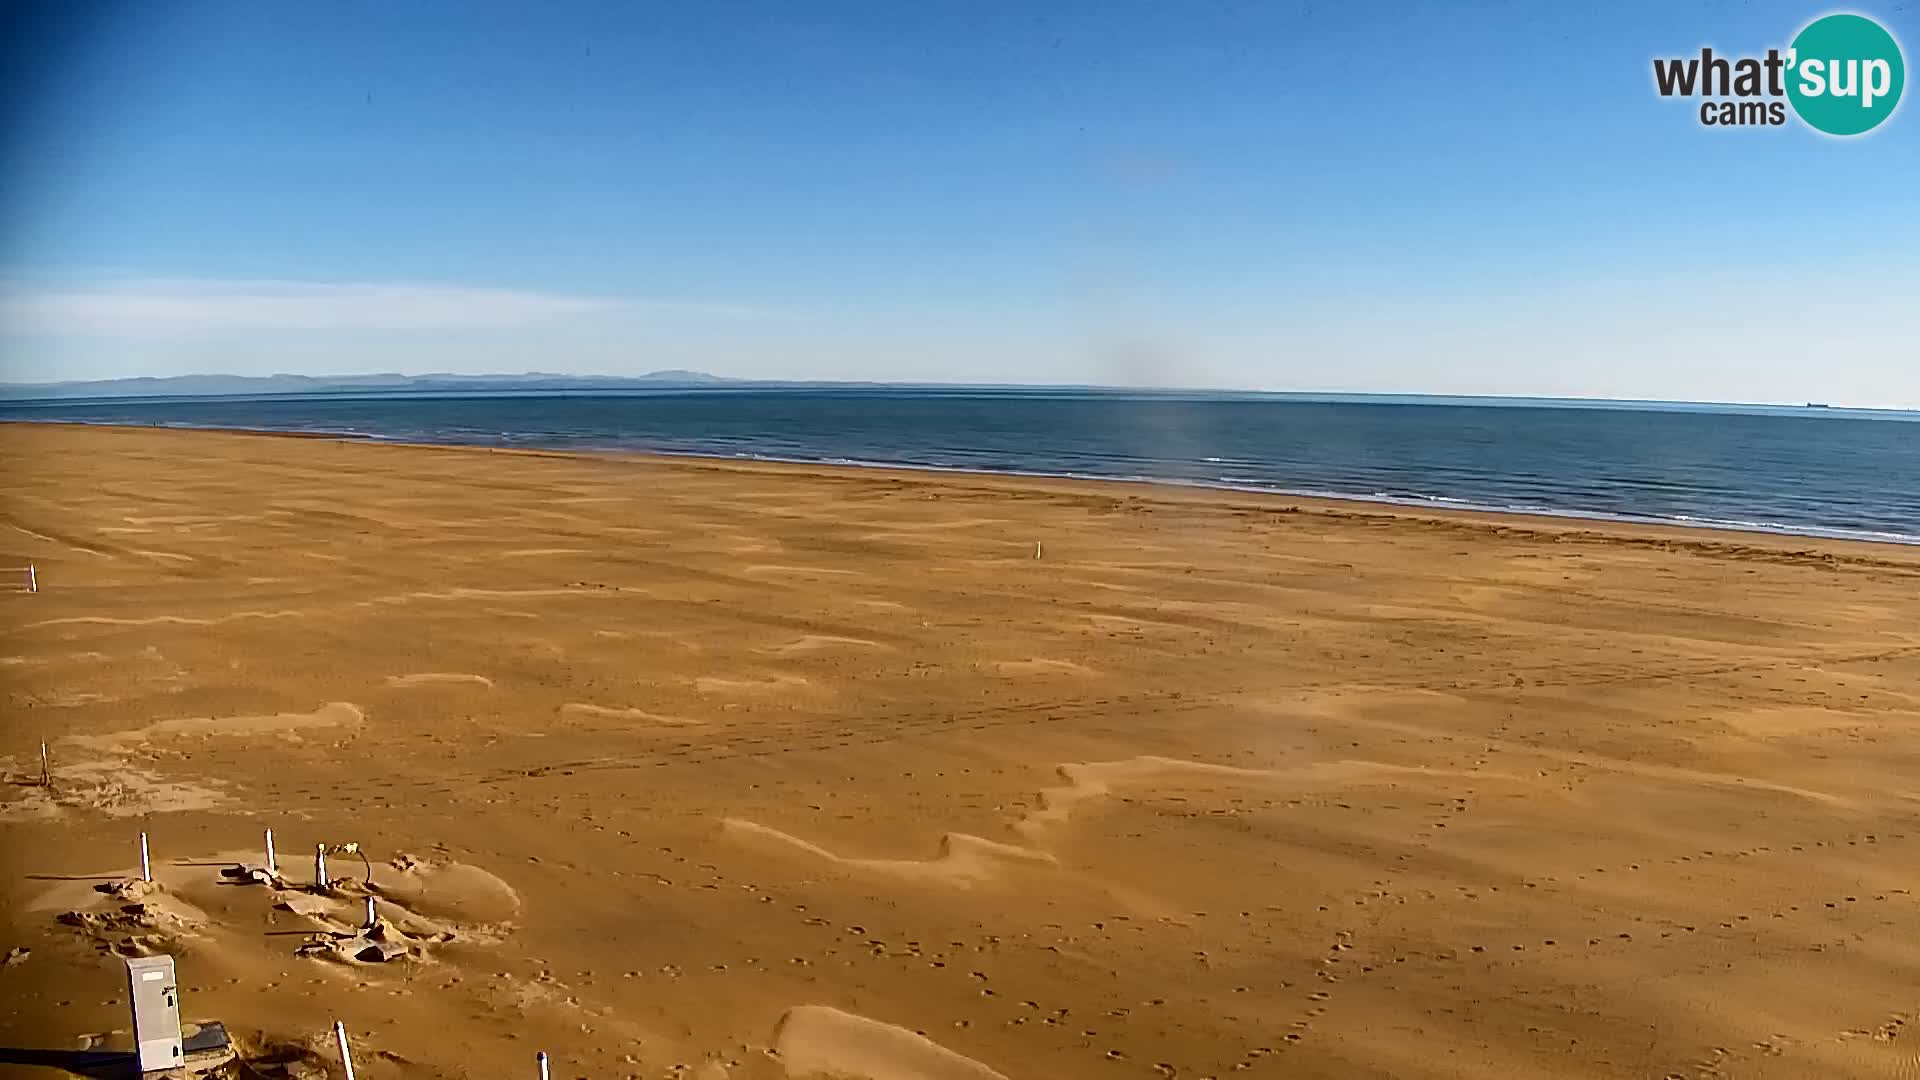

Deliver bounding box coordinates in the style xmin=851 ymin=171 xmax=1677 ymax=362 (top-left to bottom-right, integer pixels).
xmin=3 ymin=1 xmax=1917 ymax=405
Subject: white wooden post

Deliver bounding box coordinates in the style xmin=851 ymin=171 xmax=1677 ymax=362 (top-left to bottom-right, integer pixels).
xmin=264 ymin=828 xmax=277 ymax=875
xmin=333 ymin=1021 xmax=357 ymax=1080
xmin=40 ymin=741 xmax=50 ymax=787
xmin=139 ymin=832 xmax=151 ymax=883
xmin=537 ymin=1051 xmax=551 ymax=1080
xmin=26 ymin=564 xmax=36 ymax=593
xmin=314 ymin=844 xmax=329 ymax=890
xmin=363 ymin=896 xmax=376 ymax=929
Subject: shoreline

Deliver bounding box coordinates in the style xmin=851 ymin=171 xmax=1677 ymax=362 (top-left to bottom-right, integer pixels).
xmin=10 ymin=418 xmax=1920 ymax=566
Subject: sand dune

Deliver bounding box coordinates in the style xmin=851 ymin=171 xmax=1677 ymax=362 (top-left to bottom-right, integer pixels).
xmin=774 ymin=1005 xmax=1010 ymax=1080
xmin=387 ymin=672 xmax=495 ymax=689
xmin=724 ymin=819 xmax=1056 ymax=887
xmin=695 ymin=673 xmax=813 ymax=695
xmin=559 ymin=702 xmax=699 ymax=725
xmin=769 ymin=634 xmax=889 ymax=655
xmin=3 ymin=423 xmax=1919 ymax=1079
xmin=992 ymin=658 xmax=1095 ymax=678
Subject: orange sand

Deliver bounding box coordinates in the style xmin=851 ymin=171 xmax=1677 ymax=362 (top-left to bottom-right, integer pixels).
xmin=2 ymin=423 xmax=1918 ymax=1079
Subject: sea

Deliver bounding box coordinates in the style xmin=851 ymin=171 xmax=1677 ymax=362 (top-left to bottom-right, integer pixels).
xmin=4 ymin=388 xmax=1917 ymax=546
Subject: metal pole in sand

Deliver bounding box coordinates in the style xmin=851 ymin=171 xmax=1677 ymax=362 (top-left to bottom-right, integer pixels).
xmin=264 ymin=828 xmax=277 ymax=876
xmin=537 ymin=1051 xmax=551 ymax=1080
xmin=315 ymin=844 xmax=329 ymax=890
xmin=40 ymin=741 xmax=50 ymax=787
xmin=26 ymin=564 xmax=35 ymax=594
xmin=363 ymin=896 xmax=376 ymax=930
xmin=333 ymin=1021 xmax=358 ymax=1080
xmin=139 ymin=832 xmax=151 ymax=883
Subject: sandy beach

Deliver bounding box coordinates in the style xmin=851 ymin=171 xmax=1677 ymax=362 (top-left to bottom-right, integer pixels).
xmin=2 ymin=421 xmax=1918 ymax=1079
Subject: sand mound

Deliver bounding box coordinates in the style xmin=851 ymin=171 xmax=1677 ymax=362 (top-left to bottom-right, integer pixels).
xmin=724 ymin=819 xmax=1054 ymax=887
xmin=373 ymin=856 xmax=522 ymax=925
xmin=54 ymin=880 xmax=209 ymax=959
xmin=269 ymin=861 xmax=504 ymax=965
xmin=292 ymin=908 xmax=452 ymax=966
xmin=773 ymin=1006 xmax=1008 ymax=1080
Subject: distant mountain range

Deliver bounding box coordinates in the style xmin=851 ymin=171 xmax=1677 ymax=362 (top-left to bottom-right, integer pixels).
xmin=0 ymin=370 xmax=733 ymax=400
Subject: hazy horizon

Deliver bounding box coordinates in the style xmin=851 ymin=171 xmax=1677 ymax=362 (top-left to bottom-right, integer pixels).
xmin=7 ymin=368 xmax=1920 ymax=416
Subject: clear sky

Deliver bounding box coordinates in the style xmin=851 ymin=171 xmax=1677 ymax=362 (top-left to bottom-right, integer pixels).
xmin=3 ymin=2 xmax=1917 ymax=405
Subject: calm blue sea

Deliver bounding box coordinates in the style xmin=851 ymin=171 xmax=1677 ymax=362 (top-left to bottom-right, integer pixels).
xmin=5 ymin=389 xmax=1917 ymax=545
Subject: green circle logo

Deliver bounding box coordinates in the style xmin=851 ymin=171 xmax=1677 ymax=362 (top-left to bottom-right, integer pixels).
xmin=1787 ymin=13 xmax=1905 ymax=135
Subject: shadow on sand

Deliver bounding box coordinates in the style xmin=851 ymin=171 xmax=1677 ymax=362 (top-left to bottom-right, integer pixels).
xmin=0 ymin=1047 xmax=138 ymax=1078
